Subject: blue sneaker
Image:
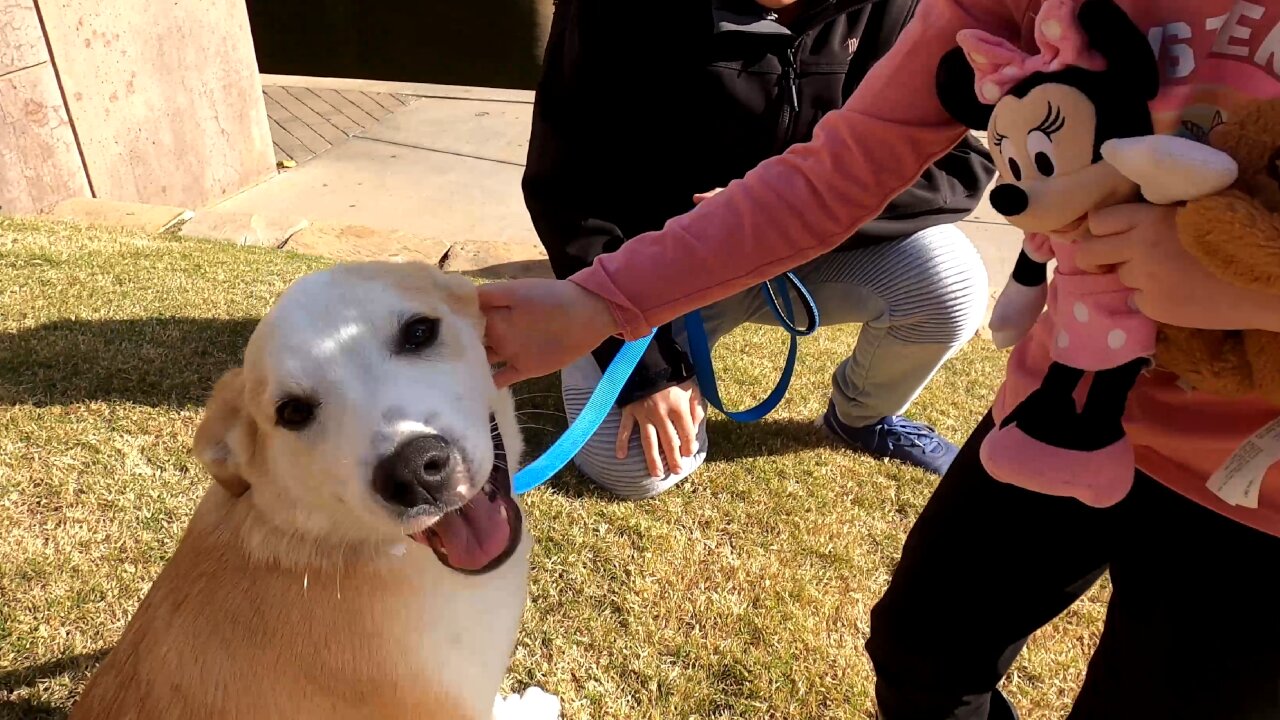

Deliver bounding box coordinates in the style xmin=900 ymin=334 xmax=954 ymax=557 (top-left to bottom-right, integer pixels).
xmin=821 ymin=402 xmax=959 ymax=476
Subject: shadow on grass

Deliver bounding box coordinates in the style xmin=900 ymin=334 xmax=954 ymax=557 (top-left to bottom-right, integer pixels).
xmin=0 ymin=318 xmax=257 ymax=408
xmin=0 ymin=648 xmax=110 ymax=720
xmin=0 ymin=699 xmax=65 ymax=720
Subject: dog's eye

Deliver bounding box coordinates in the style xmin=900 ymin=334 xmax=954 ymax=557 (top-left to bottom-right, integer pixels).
xmin=276 ymin=397 xmax=318 ymax=431
xmin=398 ymin=316 xmax=440 ymax=353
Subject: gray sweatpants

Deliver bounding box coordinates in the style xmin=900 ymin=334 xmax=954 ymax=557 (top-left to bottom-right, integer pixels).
xmin=561 ymin=224 xmax=990 ymax=499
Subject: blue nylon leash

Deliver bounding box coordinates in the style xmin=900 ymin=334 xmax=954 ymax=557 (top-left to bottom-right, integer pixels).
xmin=511 ymin=273 xmax=818 ymax=493
xmin=685 ymin=272 xmax=819 ymax=422
xmin=512 ymin=328 xmax=657 ymax=494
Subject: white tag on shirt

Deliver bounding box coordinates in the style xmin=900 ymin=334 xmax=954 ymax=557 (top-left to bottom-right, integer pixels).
xmin=1207 ymin=415 xmax=1280 ymax=509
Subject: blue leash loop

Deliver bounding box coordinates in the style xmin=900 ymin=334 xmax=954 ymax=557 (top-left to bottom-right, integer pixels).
xmin=685 ymin=272 xmax=819 ymax=423
xmin=512 ymin=273 xmax=818 ymax=493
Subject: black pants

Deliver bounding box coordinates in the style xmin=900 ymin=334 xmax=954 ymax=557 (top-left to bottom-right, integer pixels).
xmin=867 ymin=414 xmax=1280 ymax=720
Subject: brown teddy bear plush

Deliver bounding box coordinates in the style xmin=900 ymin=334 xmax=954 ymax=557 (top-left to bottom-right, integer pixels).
xmin=1157 ymin=98 xmax=1280 ymax=404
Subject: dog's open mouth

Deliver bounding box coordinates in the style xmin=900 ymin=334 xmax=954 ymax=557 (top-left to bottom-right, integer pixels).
xmin=407 ymin=435 xmax=522 ymax=574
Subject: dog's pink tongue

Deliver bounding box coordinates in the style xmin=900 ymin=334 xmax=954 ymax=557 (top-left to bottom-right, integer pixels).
xmin=431 ymin=494 xmax=512 ymax=571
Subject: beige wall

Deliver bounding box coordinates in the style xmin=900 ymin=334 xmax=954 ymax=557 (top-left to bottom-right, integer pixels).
xmin=0 ymin=0 xmax=90 ymax=215
xmin=0 ymin=0 xmax=275 ymax=214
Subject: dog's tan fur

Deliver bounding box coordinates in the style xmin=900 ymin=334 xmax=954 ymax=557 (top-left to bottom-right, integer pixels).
xmin=70 ymin=262 xmax=540 ymax=720
xmin=69 ymin=489 xmax=477 ymax=719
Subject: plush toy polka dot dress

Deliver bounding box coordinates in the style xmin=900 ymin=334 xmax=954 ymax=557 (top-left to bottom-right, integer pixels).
xmin=935 ymin=0 xmax=1238 ymax=507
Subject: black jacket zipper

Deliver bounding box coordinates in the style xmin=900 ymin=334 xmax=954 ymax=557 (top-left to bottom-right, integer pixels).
xmin=776 ymin=40 xmax=802 ymax=153
xmin=774 ymin=0 xmax=868 ymax=151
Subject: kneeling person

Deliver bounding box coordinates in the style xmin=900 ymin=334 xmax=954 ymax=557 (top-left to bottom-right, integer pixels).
xmin=522 ymin=0 xmax=995 ymax=498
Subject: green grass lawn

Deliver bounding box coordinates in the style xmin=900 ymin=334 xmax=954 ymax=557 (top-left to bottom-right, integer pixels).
xmin=0 ymin=217 xmax=1107 ymax=719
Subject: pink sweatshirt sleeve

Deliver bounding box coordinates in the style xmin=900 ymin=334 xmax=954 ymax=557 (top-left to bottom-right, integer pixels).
xmin=569 ymin=0 xmax=1030 ymax=340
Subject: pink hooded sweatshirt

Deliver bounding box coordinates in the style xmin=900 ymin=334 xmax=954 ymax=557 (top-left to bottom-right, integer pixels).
xmin=568 ymin=0 xmax=1280 ymax=538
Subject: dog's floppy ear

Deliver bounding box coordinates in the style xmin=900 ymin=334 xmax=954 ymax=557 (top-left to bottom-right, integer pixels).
xmin=436 ymin=269 xmax=484 ymax=333
xmin=194 ymin=368 xmax=257 ymax=498
xmin=937 ymin=46 xmax=993 ymax=131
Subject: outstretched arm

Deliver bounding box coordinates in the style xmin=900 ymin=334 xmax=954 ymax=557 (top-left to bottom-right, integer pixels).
xmin=567 ymin=0 xmax=1029 ymax=339
xmin=482 ymin=0 xmax=1030 ymax=386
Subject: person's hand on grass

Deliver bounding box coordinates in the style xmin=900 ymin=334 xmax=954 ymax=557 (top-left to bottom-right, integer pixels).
xmin=617 ymin=380 xmax=705 ymax=477
xmin=480 ymin=278 xmax=621 ymax=387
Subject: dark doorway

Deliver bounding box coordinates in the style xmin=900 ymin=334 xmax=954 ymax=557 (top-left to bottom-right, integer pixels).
xmin=245 ymin=0 xmax=551 ymax=91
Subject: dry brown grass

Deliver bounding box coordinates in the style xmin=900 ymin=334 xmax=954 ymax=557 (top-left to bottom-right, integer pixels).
xmin=0 ymin=217 xmax=1106 ymax=719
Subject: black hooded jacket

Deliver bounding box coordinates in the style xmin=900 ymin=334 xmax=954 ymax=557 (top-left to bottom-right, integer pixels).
xmin=522 ymin=0 xmax=996 ymax=406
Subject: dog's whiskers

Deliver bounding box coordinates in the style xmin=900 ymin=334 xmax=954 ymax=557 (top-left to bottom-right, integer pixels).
xmin=516 ymin=409 xmax=567 ymax=419
xmin=331 ymin=543 xmax=350 ymax=601
xmin=513 ymin=392 xmax=562 ymax=399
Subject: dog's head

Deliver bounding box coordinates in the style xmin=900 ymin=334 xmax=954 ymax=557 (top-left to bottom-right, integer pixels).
xmin=194 ymin=262 xmax=524 ymax=575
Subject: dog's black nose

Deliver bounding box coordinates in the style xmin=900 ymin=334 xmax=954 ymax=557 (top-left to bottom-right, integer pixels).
xmin=989 ymin=184 xmax=1029 ymax=217
xmin=373 ymin=434 xmax=457 ymax=509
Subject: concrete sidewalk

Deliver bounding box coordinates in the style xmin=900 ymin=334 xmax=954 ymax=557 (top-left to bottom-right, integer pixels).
xmin=214 ymin=76 xmax=547 ymax=275
xmin=215 ymin=75 xmax=1022 ymax=292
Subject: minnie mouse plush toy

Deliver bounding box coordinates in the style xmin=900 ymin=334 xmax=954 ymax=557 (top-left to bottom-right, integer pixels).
xmin=935 ymin=0 xmax=1238 ymax=506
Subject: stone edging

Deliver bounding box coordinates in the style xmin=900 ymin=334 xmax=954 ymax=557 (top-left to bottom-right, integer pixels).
xmin=38 ymin=197 xmax=554 ymax=279
xmin=259 ymin=74 xmax=535 ymax=105
xmin=38 ymin=197 xmax=995 ymax=336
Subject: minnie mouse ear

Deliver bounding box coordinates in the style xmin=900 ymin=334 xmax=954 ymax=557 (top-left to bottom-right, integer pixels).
xmin=1077 ymin=0 xmax=1160 ymax=101
xmin=936 ymin=46 xmax=994 ymax=131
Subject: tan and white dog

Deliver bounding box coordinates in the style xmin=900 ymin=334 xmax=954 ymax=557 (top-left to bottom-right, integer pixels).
xmin=70 ymin=262 xmax=560 ymax=720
